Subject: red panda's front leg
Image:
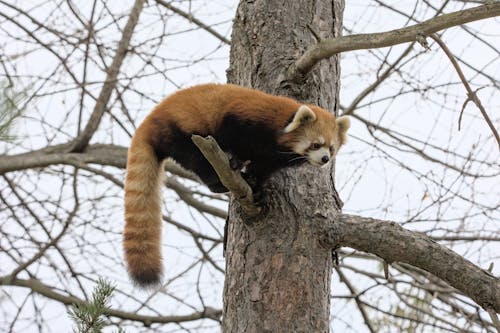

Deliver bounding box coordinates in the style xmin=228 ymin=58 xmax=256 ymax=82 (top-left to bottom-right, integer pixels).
xmin=239 ymin=163 xmax=275 ymax=205
xmin=227 ymin=152 xmax=246 ymax=171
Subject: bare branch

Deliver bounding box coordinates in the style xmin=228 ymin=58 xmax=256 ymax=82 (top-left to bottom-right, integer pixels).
xmin=155 ymin=0 xmax=230 ymax=45
xmin=342 ymin=43 xmax=415 ymax=116
xmin=0 ymin=144 xmax=125 ymax=173
xmin=0 ymin=277 xmax=221 ymax=324
xmin=320 ymin=214 xmax=500 ymax=313
xmin=335 ymin=267 xmax=377 ymax=333
xmin=288 ymin=3 xmax=500 ymax=80
xmin=165 ymin=177 xmax=228 ymax=219
xmin=487 ymin=308 xmax=500 ymax=333
xmin=191 ymin=135 xmax=261 ymax=216
xmin=0 ymin=144 xmax=197 ymax=181
xmin=429 ymin=34 xmax=500 ymax=150
xmin=69 ymin=0 xmax=146 ymax=152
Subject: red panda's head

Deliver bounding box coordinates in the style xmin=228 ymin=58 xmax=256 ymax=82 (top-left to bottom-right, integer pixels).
xmin=279 ymin=105 xmax=350 ymax=166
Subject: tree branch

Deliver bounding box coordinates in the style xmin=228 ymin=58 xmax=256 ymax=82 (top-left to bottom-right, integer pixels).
xmin=155 ymin=0 xmax=230 ymax=45
xmin=320 ymin=214 xmax=500 ymax=313
xmin=429 ymin=33 xmax=500 ymax=150
xmin=487 ymin=308 xmax=500 ymax=333
xmin=191 ymin=135 xmax=261 ymax=216
xmin=165 ymin=177 xmax=228 ymax=219
xmin=287 ymin=3 xmax=500 ymax=80
xmin=0 ymin=143 xmax=196 ymax=181
xmin=69 ymin=0 xmax=146 ymax=152
xmin=335 ymin=267 xmax=377 ymax=333
xmin=0 ymin=277 xmax=221 ymax=324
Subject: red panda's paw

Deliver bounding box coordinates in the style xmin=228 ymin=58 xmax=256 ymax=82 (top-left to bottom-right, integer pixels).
xmin=229 ymin=155 xmax=244 ymax=170
xmin=252 ymin=187 xmax=266 ymax=206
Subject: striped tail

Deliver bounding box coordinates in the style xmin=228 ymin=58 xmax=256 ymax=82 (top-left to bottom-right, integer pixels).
xmin=123 ymin=132 xmax=164 ymax=287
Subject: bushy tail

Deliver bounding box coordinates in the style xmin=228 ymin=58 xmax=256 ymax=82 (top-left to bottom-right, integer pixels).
xmin=123 ymin=131 xmax=163 ymax=287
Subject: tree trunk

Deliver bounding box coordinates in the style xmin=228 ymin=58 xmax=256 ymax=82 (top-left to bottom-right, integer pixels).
xmin=223 ymin=0 xmax=344 ymax=332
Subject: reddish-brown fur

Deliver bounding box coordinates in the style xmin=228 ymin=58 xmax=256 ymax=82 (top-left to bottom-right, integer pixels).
xmin=124 ymin=84 xmax=348 ymax=287
xmin=124 ymin=129 xmax=164 ymax=286
xmin=152 ymin=84 xmax=300 ymax=133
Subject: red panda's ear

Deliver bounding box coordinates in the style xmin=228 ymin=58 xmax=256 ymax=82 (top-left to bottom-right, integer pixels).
xmin=336 ymin=116 xmax=350 ymax=146
xmin=284 ymin=105 xmax=317 ymax=133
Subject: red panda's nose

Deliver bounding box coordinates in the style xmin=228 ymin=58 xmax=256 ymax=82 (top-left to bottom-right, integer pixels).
xmin=321 ymin=155 xmax=330 ymax=164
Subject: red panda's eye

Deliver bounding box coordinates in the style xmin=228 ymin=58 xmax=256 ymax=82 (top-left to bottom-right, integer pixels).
xmin=311 ymin=143 xmax=322 ymax=150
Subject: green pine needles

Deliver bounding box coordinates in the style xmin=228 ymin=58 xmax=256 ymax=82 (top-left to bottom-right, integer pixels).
xmin=68 ymin=278 xmax=121 ymax=333
xmin=0 ymin=80 xmax=27 ymax=142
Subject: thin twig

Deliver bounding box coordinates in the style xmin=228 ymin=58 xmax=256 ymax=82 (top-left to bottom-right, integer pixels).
xmin=155 ymin=0 xmax=230 ymax=45
xmin=336 ymin=267 xmax=377 ymax=333
xmin=430 ymin=34 xmax=500 ymax=150
xmin=383 ymin=261 xmax=390 ymax=280
xmin=0 ymin=277 xmax=222 ymax=324
xmin=486 ymin=307 xmax=500 ymax=333
xmin=69 ymin=0 xmax=146 ymax=152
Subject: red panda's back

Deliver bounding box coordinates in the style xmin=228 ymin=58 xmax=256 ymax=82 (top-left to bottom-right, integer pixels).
xmin=148 ymin=84 xmax=300 ymax=134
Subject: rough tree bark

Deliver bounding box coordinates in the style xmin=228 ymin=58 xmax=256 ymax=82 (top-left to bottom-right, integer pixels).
xmin=223 ymin=0 xmax=344 ymax=332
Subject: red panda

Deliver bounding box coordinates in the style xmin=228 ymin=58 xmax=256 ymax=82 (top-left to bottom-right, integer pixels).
xmin=124 ymin=83 xmax=350 ymax=287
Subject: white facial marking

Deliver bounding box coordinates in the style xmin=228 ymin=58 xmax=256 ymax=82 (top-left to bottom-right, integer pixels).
xmin=293 ymin=139 xmax=311 ymax=154
xmin=319 ymin=136 xmax=325 ymax=145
